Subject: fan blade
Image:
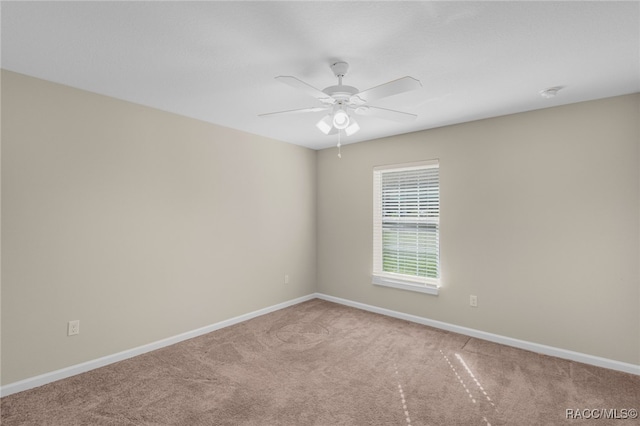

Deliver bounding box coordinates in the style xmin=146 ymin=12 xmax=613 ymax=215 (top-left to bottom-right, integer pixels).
xmin=259 ymin=106 xmax=329 ymax=118
xmin=353 ymin=76 xmax=422 ymax=103
xmin=355 ymin=106 xmax=417 ymax=123
xmin=276 ymin=76 xmax=334 ymax=103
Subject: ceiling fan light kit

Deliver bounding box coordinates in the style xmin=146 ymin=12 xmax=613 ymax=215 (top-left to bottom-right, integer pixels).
xmin=316 ymin=115 xmax=333 ymax=134
xmin=332 ymin=107 xmax=350 ymax=129
xmin=344 ymin=120 xmax=360 ymax=137
xmin=260 ymin=61 xmax=422 ymax=155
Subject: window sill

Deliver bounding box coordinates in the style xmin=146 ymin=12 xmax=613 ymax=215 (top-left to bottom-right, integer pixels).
xmin=372 ymin=274 xmax=439 ymax=296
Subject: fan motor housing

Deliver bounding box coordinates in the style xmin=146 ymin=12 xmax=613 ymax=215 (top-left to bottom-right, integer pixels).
xmin=323 ymin=85 xmax=358 ymax=101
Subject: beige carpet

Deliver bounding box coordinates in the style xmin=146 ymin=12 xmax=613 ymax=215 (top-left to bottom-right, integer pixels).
xmin=1 ymin=299 xmax=639 ymax=425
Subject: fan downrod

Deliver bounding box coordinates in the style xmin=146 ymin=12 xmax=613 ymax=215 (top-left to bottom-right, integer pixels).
xmin=324 ymin=61 xmax=357 ymax=100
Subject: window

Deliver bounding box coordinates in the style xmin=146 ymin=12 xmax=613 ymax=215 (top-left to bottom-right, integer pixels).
xmin=373 ymin=160 xmax=440 ymax=295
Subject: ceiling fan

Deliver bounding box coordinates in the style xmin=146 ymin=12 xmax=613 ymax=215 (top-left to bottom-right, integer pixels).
xmin=259 ymin=61 xmax=422 ymax=137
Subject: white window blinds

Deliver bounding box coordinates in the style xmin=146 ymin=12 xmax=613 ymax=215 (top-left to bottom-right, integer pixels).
xmin=373 ymin=160 xmax=440 ymax=294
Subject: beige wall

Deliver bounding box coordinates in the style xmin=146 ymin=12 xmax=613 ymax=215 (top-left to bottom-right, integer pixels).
xmin=1 ymin=70 xmax=317 ymax=384
xmin=318 ymin=94 xmax=640 ymax=365
xmin=2 ymin=69 xmax=638 ymax=386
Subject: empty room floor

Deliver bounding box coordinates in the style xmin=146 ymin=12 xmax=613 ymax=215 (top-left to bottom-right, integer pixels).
xmin=1 ymin=299 xmax=639 ymax=425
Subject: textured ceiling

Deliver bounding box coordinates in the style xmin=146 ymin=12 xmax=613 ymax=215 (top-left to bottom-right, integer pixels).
xmin=2 ymin=1 xmax=639 ymax=150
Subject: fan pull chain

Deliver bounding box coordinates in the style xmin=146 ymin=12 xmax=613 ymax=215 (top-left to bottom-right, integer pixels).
xmin=337 ymin=131 xmax=342 ymax=159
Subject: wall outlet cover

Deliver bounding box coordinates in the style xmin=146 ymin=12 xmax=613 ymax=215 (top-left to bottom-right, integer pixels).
xmin=68 ymin=320 xmax=80 ymax=336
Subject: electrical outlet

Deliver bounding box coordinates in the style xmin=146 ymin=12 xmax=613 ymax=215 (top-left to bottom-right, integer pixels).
xmin=469 ymin=295 xmax=478 ymax=308
xmin=284 ymin=274 xmax=290 ymax=284
xmin=68 ymin=320 xmax=80 ymax=336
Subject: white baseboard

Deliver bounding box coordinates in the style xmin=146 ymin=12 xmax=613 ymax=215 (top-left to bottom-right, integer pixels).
xmin=3 ymin=292 xmax=637 ymax=397
xmin=315 ymin=293 xmax=640 ymax=376
xmin=0 ymin=294 xmax=316 ymax=397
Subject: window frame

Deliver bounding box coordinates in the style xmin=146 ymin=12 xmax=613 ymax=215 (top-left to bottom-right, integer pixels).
xmin=372 ymin=159 xmax=440 ymax=296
